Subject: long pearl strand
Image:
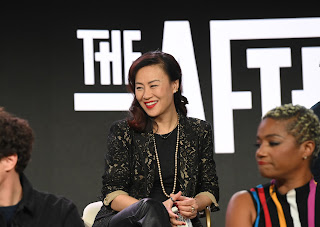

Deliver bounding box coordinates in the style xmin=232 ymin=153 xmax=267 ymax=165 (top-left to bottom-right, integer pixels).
xmin=152 ymin=116 xmax=179 ymax=198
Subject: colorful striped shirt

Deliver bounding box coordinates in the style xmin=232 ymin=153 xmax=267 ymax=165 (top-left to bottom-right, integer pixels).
xmin=248 ymin=179 xmax=319 ymax=227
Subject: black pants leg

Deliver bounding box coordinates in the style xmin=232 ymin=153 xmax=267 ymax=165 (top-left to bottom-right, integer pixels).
xmin=108 ymin=198 xmax=171 ymax=227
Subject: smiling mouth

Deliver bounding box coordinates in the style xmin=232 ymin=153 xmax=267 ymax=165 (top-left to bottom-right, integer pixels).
xmin=257 ymin=161 xmax=268 ymax=165
xmin=145 ymin=101 xmax=158 ymax=109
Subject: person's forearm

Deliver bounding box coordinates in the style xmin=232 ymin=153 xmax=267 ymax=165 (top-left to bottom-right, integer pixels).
xmin=195 ymin=194 xmax=212 ymax=211
xmin=110 ymin=194 xmax=139 ymax=211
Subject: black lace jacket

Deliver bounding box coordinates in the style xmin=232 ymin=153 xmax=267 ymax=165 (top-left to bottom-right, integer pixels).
xmin=94 ymin=114 xmax=219 ymax=226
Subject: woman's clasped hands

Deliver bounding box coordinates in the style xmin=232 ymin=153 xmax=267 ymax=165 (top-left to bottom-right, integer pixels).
xmin=163 ymin=191 xmax=199 ymax=226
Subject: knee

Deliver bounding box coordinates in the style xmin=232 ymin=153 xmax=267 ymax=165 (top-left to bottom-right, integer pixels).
xmin=136 ymin=198 xmax=171 ymax=226
xmin=140 ymin=198 xmax=160 ymax=208
xmin=139 ymin=198 xmax=166 ymax=212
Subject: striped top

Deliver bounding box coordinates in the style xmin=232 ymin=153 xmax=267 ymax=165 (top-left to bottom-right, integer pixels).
xmin=248 ymin=179 xmax=319 ymax=227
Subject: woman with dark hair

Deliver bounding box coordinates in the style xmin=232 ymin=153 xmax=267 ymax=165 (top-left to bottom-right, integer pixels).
xmin=93 ymin=50 xmax=219 ymax=227
xmin=225 ymin=104 xmax=320 ymax=227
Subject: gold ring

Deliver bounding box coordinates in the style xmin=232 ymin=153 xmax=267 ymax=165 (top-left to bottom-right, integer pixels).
xmin=191 ymin=206 xmax=195 ymax=213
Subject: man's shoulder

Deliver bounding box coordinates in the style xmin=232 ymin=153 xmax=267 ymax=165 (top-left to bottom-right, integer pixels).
xmin=26 ymin=189 xmax=80 ymax=222
xmin=31 ymin=189 xmax=84 ymax=225
xmin=19 ymin=175 xmax=84 ymax=226
xmin=33 ymin=189 xmax=76 ymax=208
xmin=22 ymin=174 xmax=76 ymax=210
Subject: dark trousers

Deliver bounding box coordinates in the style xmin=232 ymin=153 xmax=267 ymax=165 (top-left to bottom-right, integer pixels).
xmin=108 ymin=198 xmax=172 ymax=227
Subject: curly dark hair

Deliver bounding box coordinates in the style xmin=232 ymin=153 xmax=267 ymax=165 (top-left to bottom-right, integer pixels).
xmin=0 ymin=107 xmax=34 ymax=173
xmin=127 ymin=50 xmax=189 ymax=132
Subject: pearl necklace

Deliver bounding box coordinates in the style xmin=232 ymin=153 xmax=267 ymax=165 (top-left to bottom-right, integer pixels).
xmin=152 ymin=116 xmax=180 ymax=198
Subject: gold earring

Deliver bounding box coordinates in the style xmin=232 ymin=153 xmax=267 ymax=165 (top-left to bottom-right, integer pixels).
xmin=303 ymin=156 xmax=307 ymax=160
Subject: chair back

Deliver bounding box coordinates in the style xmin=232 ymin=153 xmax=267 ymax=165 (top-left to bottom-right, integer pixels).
xmin=82 ymin=201 xmax=103 ymax=227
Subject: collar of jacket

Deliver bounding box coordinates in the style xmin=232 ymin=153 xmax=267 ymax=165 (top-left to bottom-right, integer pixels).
xmin=16 ymin=173 xmax=36 ymax=216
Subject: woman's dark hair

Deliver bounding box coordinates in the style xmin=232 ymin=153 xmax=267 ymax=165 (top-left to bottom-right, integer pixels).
xmin=0 ymin=107 xmax=34 ymax=174
xmin=127 ymin=50 xmax=188 ymax=132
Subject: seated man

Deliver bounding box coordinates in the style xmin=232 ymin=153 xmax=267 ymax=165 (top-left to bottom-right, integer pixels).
xmin=0 ymin=107 xmax=84 ymax=226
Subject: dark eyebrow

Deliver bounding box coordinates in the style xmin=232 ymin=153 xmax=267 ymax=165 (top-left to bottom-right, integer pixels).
xmin=135 ymin=80 xmax=160 ymax=85
xmin=257 ymin=134 xmax=285 ymax=140
xmin=148 ymin=80 xmax=160 ymax=84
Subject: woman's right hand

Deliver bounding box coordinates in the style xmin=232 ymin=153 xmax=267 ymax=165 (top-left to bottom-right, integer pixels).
xmin=162 ymin=191 xmax=186 ymax=227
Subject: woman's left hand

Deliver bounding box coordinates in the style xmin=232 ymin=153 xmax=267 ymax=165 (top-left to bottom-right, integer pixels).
xmin=174 ymin=196 xmax=199 ymax=219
